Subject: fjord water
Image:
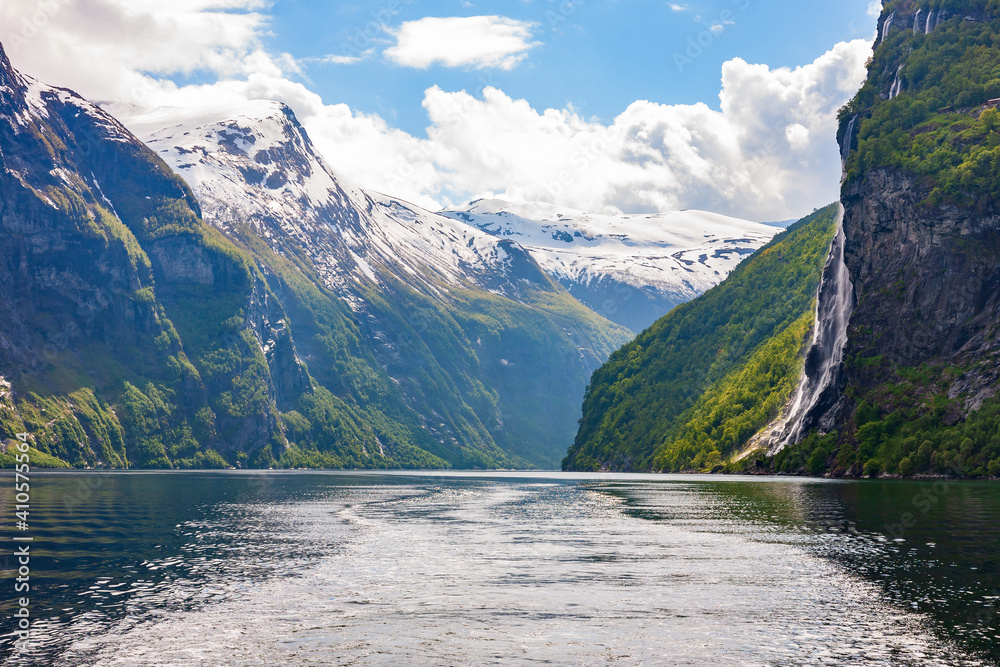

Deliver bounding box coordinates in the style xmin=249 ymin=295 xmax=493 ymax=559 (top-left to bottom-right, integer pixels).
xmin=1 ymin=473 xmax=998 ymax=666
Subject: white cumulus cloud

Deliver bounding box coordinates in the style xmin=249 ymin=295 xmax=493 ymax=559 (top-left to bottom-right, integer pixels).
xmin=384 ymin=16 xmax=539 ymax=71
xmin=358 ymin=38 xmax=871 ymax=220
xmin=0 ymin=1 xmax=873 ymax=220
xmin=0 ymin=0 xmax=286 ymax=96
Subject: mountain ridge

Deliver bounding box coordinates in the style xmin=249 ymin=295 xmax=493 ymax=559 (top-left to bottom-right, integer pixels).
xmin=0 ymin=44 xmax=629 ymax=470
xmin=440 ymin=198 xmax=779 ymax=332
xmin=110 ymin=98 xmax=633 ymax=469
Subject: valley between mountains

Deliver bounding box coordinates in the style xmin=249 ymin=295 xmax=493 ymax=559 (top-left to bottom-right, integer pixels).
xmin=567 ymin=0 xmax=1000 ymax=479
xmin=0 ymin=42 xmax=772 ymax=471
xmin=4 ymin=0 xmax=1000 ymax=479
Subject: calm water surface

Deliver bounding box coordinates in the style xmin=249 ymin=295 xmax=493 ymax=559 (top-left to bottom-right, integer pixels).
xmin=1 ymin=471 xmax=998 ymax=666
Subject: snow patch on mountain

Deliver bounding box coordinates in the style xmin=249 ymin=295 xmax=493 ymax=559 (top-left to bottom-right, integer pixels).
xmin=111 ymin=99 xmax=777 ymax=332
xmin=440 ymin=199 xmax=780 ymax=331
xmin=114 ymin=100 xmax=545 ymax=302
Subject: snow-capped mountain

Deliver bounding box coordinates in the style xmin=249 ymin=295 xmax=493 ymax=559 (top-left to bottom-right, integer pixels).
xmin=0 ymin=43 xmax=314 ymax=466
xmin=111 ymin=100 xmax=631 ymax=467
xmin=441 ymin=199 xmax=781 ymax=332
xmin=117 ymin=101 xmax=547 ymax=304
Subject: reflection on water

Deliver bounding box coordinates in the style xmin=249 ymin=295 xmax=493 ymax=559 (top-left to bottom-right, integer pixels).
xmin=0 ymin=472 xmax=997 ymax=666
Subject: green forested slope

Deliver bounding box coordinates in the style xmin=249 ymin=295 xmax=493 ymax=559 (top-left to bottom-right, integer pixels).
xmin=844 ymin=0 xmax=1000 ymax=209
xmin=0 ymin=45 xmax=445 ymax=471
xmin=0 ymin=42 xmax=628 ymax=470
xmin=563 ymin=205 xmax=839 ymax=472
xmin=789 ymin=0 xmax=1000 ymax=478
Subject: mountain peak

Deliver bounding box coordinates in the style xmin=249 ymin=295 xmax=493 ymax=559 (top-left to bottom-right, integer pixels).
xmin=0 ymin=41 xmax=25 ymax=105
xmin=106 ymin=99 xmax=296 ymax=145
xmin=0 ymin=41 xmax=11 ymax=80
xmin=132 ymin=101 xmax=555 ymax=299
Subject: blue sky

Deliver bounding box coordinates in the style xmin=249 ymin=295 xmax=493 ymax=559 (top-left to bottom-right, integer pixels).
xmin=1 ymin=0 xmax=881 ymax=220
xmin=270 ymin=0 xmax=879 ymax=136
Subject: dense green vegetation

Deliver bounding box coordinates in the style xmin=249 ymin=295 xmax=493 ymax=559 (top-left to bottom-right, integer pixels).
xmin=844 ymin=1 xmax=1000 ymax=209
xmin=0 ymin=44 xmax=629 ymax=470
xmin=768 ymin=0 xmax=1000 ymax=479
xmin=769 ymin=360 xmax=1000 ymax=478
xmin=563 ymin=205 xmax=839 ymax=472
xmin=652 ymin=312 xmax=814 ymax=472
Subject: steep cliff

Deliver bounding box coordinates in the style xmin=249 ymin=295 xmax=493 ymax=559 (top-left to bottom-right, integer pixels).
xmin=0 ymin=42 xmax=310 ymax=468
xmin=777 ymin=0 xmax=1000 ymax=477
xmin=117 ymin=102 xmax=632 ymax=469
xmin=0 ymin=44 xmax=631 ymax=469
xmin=563 ymin=206 xmax=838 ymax=472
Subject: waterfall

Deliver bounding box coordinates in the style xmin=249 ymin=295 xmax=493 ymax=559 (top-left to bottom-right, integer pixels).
xmin=841 ymin=115 xmax=857 ymax=171
xmin=768 ymin=206 xmax=855 ymax=453
xmin=925 ymin=10 xmax=934 ymax=34
xmin=880 ymin=11 xmax=896 ymax=44
xmin=889 ymin=65 xmax=904 ymax=99
xmin=913 ymin=9 xmax=922 ymax=33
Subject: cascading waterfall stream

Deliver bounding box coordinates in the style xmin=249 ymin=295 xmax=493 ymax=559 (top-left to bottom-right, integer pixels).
xmin=768 ymin=205 xmax=854 ymax=453
xmin=925 ymin=9 xmax=948 ymax=34
xmin=758 ymin=6 xmax=959 ymax=455
xmin=889 ymin=65 xmax=904 ymax=99
xmin=880 ymin=11 xmax=895 ymax=44
xmin=762 ymin=4 xmax=961 ymax=455
xmin=841 ymin=115 xmax=857 ymax=173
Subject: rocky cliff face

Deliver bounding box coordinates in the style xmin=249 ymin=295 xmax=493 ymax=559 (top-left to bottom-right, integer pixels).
xmin=0 ymin=41 xmax=307 ymax=467
xmin=113 ymin=100 xmax=631 ymax=468
xmin=839 ymin=163 xmax=1000 ymax=434
xmin=843 ymin=167 xmax=1000 ymax=393
xmin=803 ymin=0 xmax=1000 ymax=477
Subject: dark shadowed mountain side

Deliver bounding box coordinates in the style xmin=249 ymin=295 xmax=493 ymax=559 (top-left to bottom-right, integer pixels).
xmin=562 ymin=205 xmax=839 ymax=472
xmin=0 ymin=44 xmax=631 ymax=470
xmin=770 ymin=0 xmax=1000 ymax=478
xmin=120 ymin=101 xmax=631 ymax=469
xmin=0 ymin=43 xmax=302 ymax=470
